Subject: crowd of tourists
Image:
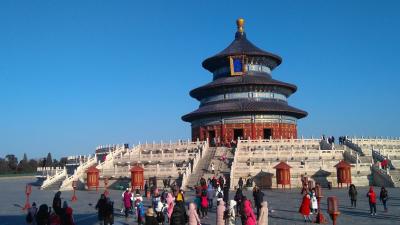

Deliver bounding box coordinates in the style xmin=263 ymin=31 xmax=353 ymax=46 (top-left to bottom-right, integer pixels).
xmin=25 ymin=177 xmax=391 ymax=225
xmin=25 ymin=191 xmax=76 ymax=225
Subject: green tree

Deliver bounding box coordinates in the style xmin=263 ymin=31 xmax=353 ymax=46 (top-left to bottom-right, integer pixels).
xmin=0 ymin=158 xmax=8 ymax=174
xmin=46 ymin=153 xmax=52 ymax=167
xmin=5 ymin=154 xmax=18 ymax=172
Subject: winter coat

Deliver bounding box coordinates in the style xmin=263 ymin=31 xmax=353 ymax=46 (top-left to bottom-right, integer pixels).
xmin=166 ymin=193 xmax=175 ymax=219
xmin=349 ymin=187 xmax=358 ymax=201
xmin=207 ymin=185 xmax=215 ymax=199
xmin=257 ymin=201 xmax=268 ymax=225
xmin=254 ymin=190 xmax=264 ymax=208
xmin=170 ymin=201 xmax=187 ymax=225
xmin=36 ymin=204 xmax=50 ymax=225
xmin=187 ymin=202 xmax=201 ymax=225
xmin=63 ymin=207 xmax=75 ymax=225
xmin=380 ymin=189 xmax=388 ymax=201
xmin=228 ymin=200 xmax=236 ymax=225
xmin=299 ymin=194 xmax=311 ymax=216
xmin=95 ymin=198 xmax=107 ymax=220
xmin=27 ymin=206 xmax=38 ymax=225
xmin=243 ymin=200 xmax=256 ymax=225
xmin=216 ymin=200 xmax=226 ymax=225
xmin=144 ymin=215 xmax=158 ymax=225
xmin=201 ymin=195 xmax=208 ymax=208
xmin=311 ymin=195 xmax=318 ymax=210
xmin=123 ymin=191 xmax=132 ymax=208
xmin=367 ymin=187 xmax=377 ymax=204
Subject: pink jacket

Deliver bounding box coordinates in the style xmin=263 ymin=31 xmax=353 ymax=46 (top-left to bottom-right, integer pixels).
xmin=244 ymin=200 xmax=256 ymax=225
xmin=123 ymin=191 xmax=132 ymax=208
xmin=166 ymin=192 xmax=175 ymax=218
xmin=216 ymin=200 xmax=226 ymax=225
xmin=187 ymin=202 xmax=201 ymax=225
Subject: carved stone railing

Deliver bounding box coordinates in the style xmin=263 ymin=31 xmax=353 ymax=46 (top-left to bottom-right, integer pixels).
xmin=40 ymin=167 xmax=67 ymax=189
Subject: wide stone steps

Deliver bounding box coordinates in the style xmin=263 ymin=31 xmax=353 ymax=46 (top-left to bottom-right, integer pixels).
xmin=41 ymin=175 xmax=66 ymax=190
xmin=186 ymin=147 xmax=217 ymax=188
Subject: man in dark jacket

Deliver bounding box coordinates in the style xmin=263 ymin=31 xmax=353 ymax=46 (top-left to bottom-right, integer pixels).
xmin=95 ymin=194 xmax=107 ymax=224
xmin=52 ymin=191 xmax=62 ymax=216
xmin=254 ymin=188 xmax=264 ymax=219
xmin=170 ymin=201 xmax=187 ymax=225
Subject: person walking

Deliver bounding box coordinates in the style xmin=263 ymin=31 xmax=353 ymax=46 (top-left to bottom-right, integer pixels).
xmin=367 ymin=187 xmax=377 ymax=216
xmin=210 ymin=163 xmax=215 ymax=174
xmin=238 ymin=177 xmax=244 ymax=190
xmin=207 ymin=184 xmax=214 ymax=210
xmin=216 ymin=186 xmax=224 ymax=206
xmin=310 ymin=189 xmax=318 ymax=214
xmin=257 ymin=201 xmax=268 ymax=225
xmin=144 ymin=208 xmax=158 ymax=225
xmin=380 ymin=187 xmax=389 ymax=212
xmin=26 ymin=202 xmax=38 ymax=225
xmin=200 ymin=190 xmax=208 ymax=218
xmin=166 ymin=192 xmax=175 ymax=222
xmin=216 ymin=200 xmax=226 ymax=225
xmin=254 ymin=187 xmax=264 ymax=219
xmin=227 ymin=200 xmax=236 ymax=225
xmin=348 ymin=184 xmax=358 ymax=208
xmin=243 ymin=199 xmax=256 ymax=225
xmin=234 ymin=188 xmax=244 ymax=216
xmin=187 ymin=202 xmax=201 ymax=225
xmin=95 ymin=194 xmax=107 ymax=225
xmin=299 ymin=193 xmax=312 ymax=222
xmin=137 ymin=201 xmax=145 ymax=225
xmin=104 ymin=198 xmax=114 ymax=225
xmin=123 ymin=188 xmax=132 ymax=218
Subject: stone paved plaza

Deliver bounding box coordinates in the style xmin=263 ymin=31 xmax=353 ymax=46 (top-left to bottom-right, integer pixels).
xmin=1 ymin=177 xmax=400 ymax=225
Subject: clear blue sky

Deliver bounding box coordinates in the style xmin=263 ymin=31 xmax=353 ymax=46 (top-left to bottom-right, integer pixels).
xmin=1 ymin=1 xmax=399 ymax=159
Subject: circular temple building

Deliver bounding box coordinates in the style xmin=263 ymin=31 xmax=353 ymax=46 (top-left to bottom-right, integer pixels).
xmin=182 ymin=19 xmax=307 ymax=145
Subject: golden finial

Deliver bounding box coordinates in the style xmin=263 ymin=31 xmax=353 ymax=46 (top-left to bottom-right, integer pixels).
xmin=236 ymin=18 xmax=245 ymax=33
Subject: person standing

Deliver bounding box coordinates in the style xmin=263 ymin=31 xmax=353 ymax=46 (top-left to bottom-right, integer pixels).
xmin=95 ymin=194 xmax=107 ymax=225
xmin=210 ymin=162 xmax=215 ymax=174
xmin=238 ymin=177 xmax=244 ymax=190
xmin=310 ymin=189 xmax=318 ymax=214
xmin=123 ymin=188 xmax=132 ymax=218
xmin=26 ymin=202 xmax=38 ymax=225
xmin=299 ymin=193 xmax=312 ymax=222
xmin=216 ymin=186 xmax=224 ymax=206
xmin=144 ymin=208 xmax=158 ymax=225
xmin=170 ymin=200 xmax=187 ymax=225
xmin=187 ymin=202 xmax=201 ymax=225
xmin=380 ymin=187 xmax=389 ymax=212
xmin=367 ymin=187 xmax=377 ymax=216
xmin=62 ymin=201 xmax=75 ymax=225
xmin=166 ymin=192 xmax=175 ymax=222
xmin=243 ymin=199 xmax=256 ymax=225
xmin=52 ymin=191 xmax=62 ymax=216
xmin=254 ymin=187 xmax=264 ymax=219
xmin=104 ymin=198 xmax=114 ymax=225
xmin=207 ymin=184 xmax=214 ymax=210
xmin=35 ymin=204 xmax=50 ymax=225
xmin=348 ymin=184 xmax=358 ymax=208
xmin=227 ymin=200 xmax=236 ymax=225
xmin=216 ymin=200 xmax=226 ymax=225
xmin=257 ymin=201 xmax=268 ymax=225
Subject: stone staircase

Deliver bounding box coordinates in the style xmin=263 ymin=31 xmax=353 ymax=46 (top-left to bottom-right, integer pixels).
xmin=389 ymin=169 xmax=400 ymax=187
xmin=186 ymin=147 xmax=234 ymax=188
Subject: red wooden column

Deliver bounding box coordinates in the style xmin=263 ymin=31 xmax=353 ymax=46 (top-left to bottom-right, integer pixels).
xmin=273 ymin=161 xmax=292 ymax=189
xmin=334 ymin=160 xmax=352 ymax=188
xmin=86 ymin=166 xmax=100 ymax=191
xmin=251 ymin=116 xmax=256 ymax=139
xmin=220 ymin=120 xmax=226 ymax=145
xmin=130 ymin=165 xmax=144 ymax=190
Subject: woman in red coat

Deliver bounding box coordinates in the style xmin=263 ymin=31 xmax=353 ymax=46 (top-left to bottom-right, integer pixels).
xmin=299 ymin=193 xmax=312 ymax=222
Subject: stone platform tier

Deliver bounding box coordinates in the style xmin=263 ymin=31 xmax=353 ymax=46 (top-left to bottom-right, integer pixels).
xmin=230 ymin=138 xmax=372 ymax=190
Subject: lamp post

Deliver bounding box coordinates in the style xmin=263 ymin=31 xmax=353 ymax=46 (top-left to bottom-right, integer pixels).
xmin=104 ymin=177 xmax=109 ymax=197
xmin=22 ymin=184 xmax=32 ymax=210
xmin=327 ymin=196 xmax=340 ymax=225
xmin=71 ymin=180 xmax=78 ymax=202
xmin=314 ymin=184 xmax=327 ymax=223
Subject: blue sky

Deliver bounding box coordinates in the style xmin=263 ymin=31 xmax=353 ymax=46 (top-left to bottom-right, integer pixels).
xmin=1 ymin=1 xmax=399 ymax=159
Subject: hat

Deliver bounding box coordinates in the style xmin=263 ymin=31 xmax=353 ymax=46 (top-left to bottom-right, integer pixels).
xmin=176 ymin=193 xmax=183 ymax=201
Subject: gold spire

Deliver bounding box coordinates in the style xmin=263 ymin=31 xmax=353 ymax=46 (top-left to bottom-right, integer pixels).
xmin=236 ymin=18 xmax=245 ymax=33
